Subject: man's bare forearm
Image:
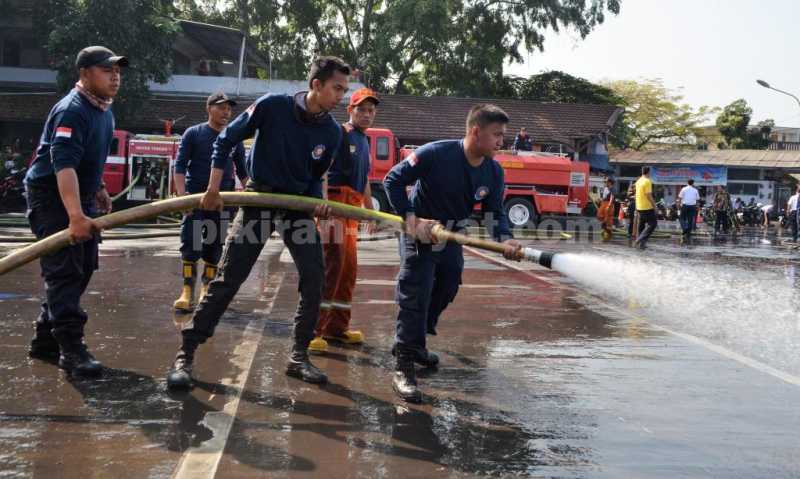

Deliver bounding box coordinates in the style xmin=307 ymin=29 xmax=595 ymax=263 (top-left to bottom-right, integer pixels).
xmin=174 ymin=173 xmax=186 ymax=196
xmin=206 ymin=168 xmax=224 ymax=193
xmin=56 ymin=168 xmax=86 ymax=219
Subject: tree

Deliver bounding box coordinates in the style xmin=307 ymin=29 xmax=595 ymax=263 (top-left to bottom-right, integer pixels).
xmin=517 ymin=70 xmax=623 ymax=104
xmin=605 ymin=79 xmax=714 ymax=150
xmin=715 ymin=99 xmax=774 ymax=149
xmin=174 ymin=0 xmax=621 ymax=96
xmin=44 ymin=0 xmax=179 ymax=124
xmin=747 ymin=119 xmax=775 ymax=149
xmin=716 ymin=99 xmax=751 ymax=149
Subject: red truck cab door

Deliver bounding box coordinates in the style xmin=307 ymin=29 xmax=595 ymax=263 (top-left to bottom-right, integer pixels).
xmin=102 ymin=130 xmax=131 ymax=196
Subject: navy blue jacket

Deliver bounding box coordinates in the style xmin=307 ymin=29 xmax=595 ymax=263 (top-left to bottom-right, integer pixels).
xmin=211 ymin=93 xmax=342 ymax=198
xmin=384 ymin=140 xmax=512 ymax=241
xmin=26 ymin=89 xmax=114 ymax=195
xmin=174 ymin=123 xmax=246 ymax=193
xmin=327 ymin=123 xmax=371 ymax=194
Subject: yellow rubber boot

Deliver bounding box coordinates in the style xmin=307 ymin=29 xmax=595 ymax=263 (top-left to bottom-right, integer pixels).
xmin=308 ymin=336 xmax=328 ymax=353
xmin=324 ymin=330 xmax=364 ymax=344
xmin=198 ymin=262 xmax=218 ymax=302
xmin=173 ymin=261 xmax=197 ymax=312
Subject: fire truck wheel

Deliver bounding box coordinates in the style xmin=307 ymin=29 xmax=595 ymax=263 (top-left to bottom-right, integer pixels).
xmin=370 ymin=188 xmax=390 ymax=213
xmin=504 ymin=197 xmax=538 ymax=228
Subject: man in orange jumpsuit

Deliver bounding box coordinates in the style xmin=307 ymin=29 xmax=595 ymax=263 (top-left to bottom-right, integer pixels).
xmin=309 ymin=88 xmax=379 ymax=352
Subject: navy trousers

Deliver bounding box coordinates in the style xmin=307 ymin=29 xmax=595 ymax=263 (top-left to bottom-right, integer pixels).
xmin=395 ymin=234 xmax=463 ymax=351
xmin=26 ymin=187 xmax=99 ymax=346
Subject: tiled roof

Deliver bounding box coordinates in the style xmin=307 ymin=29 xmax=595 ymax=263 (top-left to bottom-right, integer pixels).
xmin=612 ymin=149 xmax=800 ymax=169
xmin=0 ymin=91 xmax=622 ymax=146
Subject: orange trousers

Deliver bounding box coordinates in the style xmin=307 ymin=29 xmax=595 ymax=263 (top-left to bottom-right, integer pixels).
xmin=597 ymin=200 xmax=614 ymax=230
xmin=316 ymin=186 xmax=363 ymax=337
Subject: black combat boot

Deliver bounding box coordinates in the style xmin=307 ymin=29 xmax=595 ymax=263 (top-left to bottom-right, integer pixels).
xmin=28 ymin=318 xmax=60 ymax=361
xmin=391 ymin=344 xmax=440 ymax=368
xmin=286 ymin=349 xmax=328 ymax=384
xmin=58 ymin=342 xmax=103 ymax=377
xmin=393 ymin=346 xmax=422 ymax=403
xmin=167 ymin=347 xmax=196 ymax=389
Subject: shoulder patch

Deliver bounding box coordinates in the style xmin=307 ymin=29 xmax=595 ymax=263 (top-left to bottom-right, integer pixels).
xmin=407 ymin=153 xmax=418 ymax=166
xmin=55 ymin=127 xmax=72 ymax=139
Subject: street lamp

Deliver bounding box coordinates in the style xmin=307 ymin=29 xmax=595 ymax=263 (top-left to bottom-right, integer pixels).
xmin=756 ymin=79 xmax=800 ymax=108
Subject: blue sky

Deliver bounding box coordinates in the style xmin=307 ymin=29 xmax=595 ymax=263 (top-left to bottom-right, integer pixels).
xmin=506 ymin=0 xmax=800 ymax=127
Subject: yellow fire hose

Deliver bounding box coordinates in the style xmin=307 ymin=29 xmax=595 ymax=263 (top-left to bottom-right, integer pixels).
xmin=0 ymin=192 xmax=556 ymax=276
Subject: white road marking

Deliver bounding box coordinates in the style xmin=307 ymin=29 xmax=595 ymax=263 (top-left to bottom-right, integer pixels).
xmin=464 ymin=246 xmax=800 ymax=388
xmin=172 ymin=268 xmax=286 ymax=479
xmin=356 ymin=279 xmax=528 ymax=289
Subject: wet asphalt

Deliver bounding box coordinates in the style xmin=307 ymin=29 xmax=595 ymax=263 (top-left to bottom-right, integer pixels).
xmin=0 ymin=223 xmax=799 ymax=478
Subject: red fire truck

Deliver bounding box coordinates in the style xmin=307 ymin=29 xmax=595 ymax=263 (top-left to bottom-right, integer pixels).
xmin=101 ymin=127 xmax=589 ymax=227
xmin=103 ymin=130 xmax=181 ymax=203
xmin=364 ymin=128 xmax=589 ymax=227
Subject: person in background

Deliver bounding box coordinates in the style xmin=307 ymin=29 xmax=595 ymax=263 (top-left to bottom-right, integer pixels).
xmin=512 ymin=127 xmax=533 ymax=151
xmin=172 ymin=91 xmax=248 ymax=313
xmin=787 ymin=186 xmax=799 ymax=242
xmin=761 ymin=202 xmax=774 ymax=228
xmin=713 ymin=185 xmax=733 ymax=235
xmin=625 ymin=182 xmax=636 ymax=245
xmin=633 ymin=166 xmax=657 ymax=250
xmin=677 ymin=179 xmax=700 ymax=244
xmin=309 ymin=88 xmax=380 ymax=353
xmin=597 ymin=177 xmax=615 ymax=240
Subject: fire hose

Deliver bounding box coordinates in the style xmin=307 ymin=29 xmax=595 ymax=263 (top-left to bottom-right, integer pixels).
xmin=0 ymin=192 xmax=557 ymax=276
xmin=110 ymin=167 xmax=143 ymax=203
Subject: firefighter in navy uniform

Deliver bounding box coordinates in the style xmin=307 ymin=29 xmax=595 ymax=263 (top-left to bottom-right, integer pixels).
xmin=166 ymin=57 xmax=350 ymax=389
xmin=173 ymin=92 xmax=248 ymax=312
xmin=24 ymin=46 xmax=128 ymax=376
xmin=383 ymin=104 xmax=522 ymax=403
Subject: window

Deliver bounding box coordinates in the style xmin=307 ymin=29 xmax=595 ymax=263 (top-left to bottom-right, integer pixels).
xmin=728 ymin=168 xmax=760 ymax=181
xmin=728 ymin=183 xmax=759 ymax=195
xmin=109 ymin=137 xmax=119 ymax=156
xmin=2 ymin=39 xmax=21 ymax=67
xmin=376 ymin=137 xmax=390 ymax=161
xmin=619 ymin=165 xmax=641 ymax=177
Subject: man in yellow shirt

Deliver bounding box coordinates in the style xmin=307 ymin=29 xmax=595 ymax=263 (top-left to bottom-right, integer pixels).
xmin=634 ymin=166 xmax=657 ymax=250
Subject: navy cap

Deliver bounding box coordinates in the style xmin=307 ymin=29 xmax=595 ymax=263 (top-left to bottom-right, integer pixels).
xmin=76 ymin=46 xmax=129 ymax=69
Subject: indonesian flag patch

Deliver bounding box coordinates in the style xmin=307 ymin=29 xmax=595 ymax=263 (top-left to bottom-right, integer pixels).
xmin=55 ymin=127 xmax=72 ymax=139
xmin=245 ymin=103 xmax=256 ymax=117
xmin=407 ymin=153 xmax=418 ymax=166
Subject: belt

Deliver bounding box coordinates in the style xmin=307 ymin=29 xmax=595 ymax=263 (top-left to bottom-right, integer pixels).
xmin=27 ymin=184 xmax=96 ymax=203
xmin=245 ymin=180 xmax=275 ymax=193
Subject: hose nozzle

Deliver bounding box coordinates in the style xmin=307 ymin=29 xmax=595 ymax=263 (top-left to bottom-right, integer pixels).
xmin=522 ymin=247 xmax=555 ymax=269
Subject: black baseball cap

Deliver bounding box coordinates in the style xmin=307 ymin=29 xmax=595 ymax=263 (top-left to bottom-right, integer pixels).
xmin=206 ymin=92 xmax=237 ymax=107
xmin=76 ymin=46 xmax=129 ymax=69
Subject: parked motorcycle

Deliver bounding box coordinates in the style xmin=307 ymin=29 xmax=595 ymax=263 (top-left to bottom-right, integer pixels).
xmin=0 ymin=167 xmax=27 ymax=212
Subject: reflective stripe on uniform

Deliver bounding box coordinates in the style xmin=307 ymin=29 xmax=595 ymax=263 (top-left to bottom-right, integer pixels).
xmin=321 ymin=300 xmax=351 ymax=310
